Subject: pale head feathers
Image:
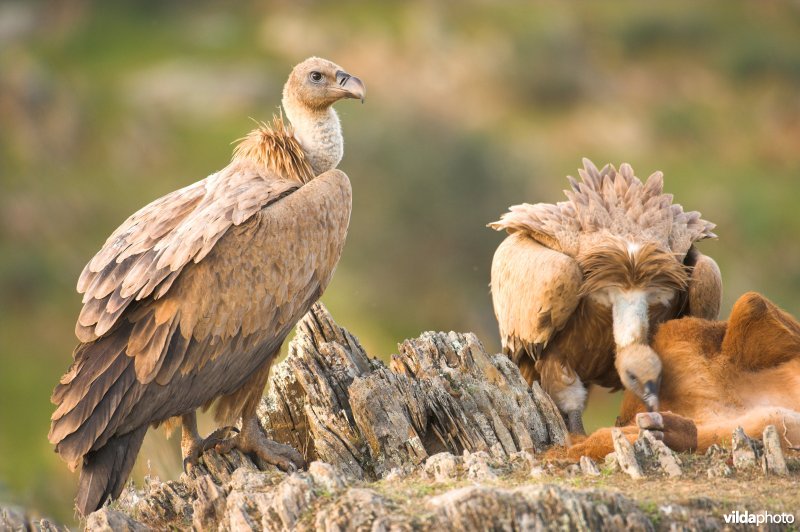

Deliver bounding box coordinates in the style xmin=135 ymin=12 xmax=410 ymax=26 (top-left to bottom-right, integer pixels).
xmin=616 ymin=343 xmax=663 ymax=406
xmin=489 ymin=158 xmax=717 ymax=260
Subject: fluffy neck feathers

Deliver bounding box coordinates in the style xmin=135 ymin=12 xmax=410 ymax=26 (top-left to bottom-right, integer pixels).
xmin=282 ymin=92 xmax=344 ymax=176
xmin=231 ymin=115 xmax=315 ymax=184
xmin=231 ymin=95 xmax=344 ymax=183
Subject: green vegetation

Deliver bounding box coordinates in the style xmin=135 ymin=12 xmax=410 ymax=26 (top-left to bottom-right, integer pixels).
xmin=1 ymin=0 xmax=799 ymax=523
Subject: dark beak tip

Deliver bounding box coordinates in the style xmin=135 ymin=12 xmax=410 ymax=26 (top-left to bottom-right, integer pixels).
xmin=644 ymin=395 xmax=660 ymax=413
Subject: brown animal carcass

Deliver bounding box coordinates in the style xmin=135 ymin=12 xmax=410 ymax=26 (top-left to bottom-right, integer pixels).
xmin=569 ymin=291 xmax=800 ymax=459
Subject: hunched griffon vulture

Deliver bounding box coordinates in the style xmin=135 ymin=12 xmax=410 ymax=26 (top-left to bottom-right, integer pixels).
xmin=489 ymin=159 xmax=721 ymax=434
xmin=49 ymin=57 xmax=365 ymax=516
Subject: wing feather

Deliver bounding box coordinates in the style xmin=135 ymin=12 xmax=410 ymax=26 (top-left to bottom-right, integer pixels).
xmin=491 ymin=232 xmax=582 ymax=361
xmin=52 ymin=167 xmax=351 ymax=472
xmin=75 ymin=166 xmax=300 ymax=343
xmin=489 ymin=159 xmax=716 ymax=259
xmin=683 ymin=247 xmax=722 ymax=320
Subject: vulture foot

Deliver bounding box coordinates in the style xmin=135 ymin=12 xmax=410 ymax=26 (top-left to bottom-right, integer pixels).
xmin=565 ymin=410 xmax=586 ymax=435
xmin=182 ymin=425 xmax=238 ymax=473
xmin=215 ymin=415 xmax=305 ymax=472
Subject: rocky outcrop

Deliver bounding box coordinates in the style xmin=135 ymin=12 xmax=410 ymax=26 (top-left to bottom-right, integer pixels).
xmin=17 ymin=304 xmax=797 ymax=530
xmin=258 ymin=303 xmax=568 ymax=481
xmin=0 ymin=506 xmax=66 ymax=531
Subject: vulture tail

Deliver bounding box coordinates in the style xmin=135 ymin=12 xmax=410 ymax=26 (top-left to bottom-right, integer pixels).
xmin=76 ymin=425 xmax=147 ymax=517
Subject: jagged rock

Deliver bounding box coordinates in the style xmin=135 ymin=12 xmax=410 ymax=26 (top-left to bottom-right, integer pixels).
xmin=637 ymin=430 xmax=683 ymax=478
xmin=705 ymin=444 xmax=726 ymax=458
xmin=191 ymin=474 xmax=226 ymax=531
xmin=427 ymin=485 xmax=653 ymax=531
xmin=612 ymin=428 xmax=644 ymax=479
xmin=85 ymin=509 xmax=148 ymax=532
xmin=761 ymin=425 xmax=789 ymax=476
xmin=464 ymin=450 xmax=499 ymax=481
xmin=580 ymin=456 xmax=601 ymax=476
xmin=48 ymin=307 xmax=793 ymax=531
xmin=732 ymin=426 xmax=758 ymax=470
xmin=507 ymin=450 xmax=538 ymax=475
xmin=308 ymin=461 xmax=346 ymax=491
xmin=313 ymin=488 xmax=396 ymax=531
xmin=0 ymin=506 xmax=66 ymax=532
xmin=424 ymin=452 xmax=461 ymax=482
xmin=603 ymin=452 xmax=620 ymax=473
xmin=258 ymin=303 xmax=568 ymax=483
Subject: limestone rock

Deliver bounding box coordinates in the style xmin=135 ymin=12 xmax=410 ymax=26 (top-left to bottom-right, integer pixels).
xmin=0 ymin=506 xmax=66 ymax=532
xmin=612 ymin=428 xmax=644 ymax=479
xmin=424 ymin=452 xmax=461 ymax=483
xmin=258 ymin=303 xmax=568 ymax=482
xmin=579 ymin=456 xmax=601 ymax=476
xmin=761 ymin=425 xmax=788 ymax=476
xmin=732 ymin=426 xmax=758 ymax=470
xmin=85 ymin=509 xmax=148 ymax=532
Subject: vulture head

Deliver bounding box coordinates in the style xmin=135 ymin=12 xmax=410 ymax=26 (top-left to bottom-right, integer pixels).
xmin=279 ymin=57 xmax=365 ymax=176
xmin=616 ymin=344 xmax=662 ymax=412
xmin=283 ymin=56 xmax=366 ymax=109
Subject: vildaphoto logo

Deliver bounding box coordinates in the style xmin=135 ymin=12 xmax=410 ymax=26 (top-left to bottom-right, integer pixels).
xmin=723 ymin=510 xmax=795 ymax=525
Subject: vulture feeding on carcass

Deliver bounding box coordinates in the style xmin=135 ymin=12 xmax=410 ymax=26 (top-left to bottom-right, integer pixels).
xmin=568 ymin=291 xmax=800 ymax=460
xmin=49 ymin=57 xmax=365 ymax=516
xmin=489 ymin=159 xmax=722 ymax=434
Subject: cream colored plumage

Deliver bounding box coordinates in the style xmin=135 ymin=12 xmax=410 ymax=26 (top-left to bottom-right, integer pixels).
xmin=489 ymin=159 xmax=721 ymax=433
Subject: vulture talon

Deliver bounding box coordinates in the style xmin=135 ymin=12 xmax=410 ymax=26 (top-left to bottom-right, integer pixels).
xmin=215 ymin=415 xmax=305 ymax=472
xmin=182 ymin=425 xmax=238 ymax=473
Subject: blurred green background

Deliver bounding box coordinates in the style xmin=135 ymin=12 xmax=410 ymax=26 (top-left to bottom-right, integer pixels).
xmin=1 ymin=0 xmax=799 ymax=524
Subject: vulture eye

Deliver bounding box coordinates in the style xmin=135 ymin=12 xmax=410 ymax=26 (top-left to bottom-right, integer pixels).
xmin=309 ymin=71 xmax=323 ymax=83
xmin=627 ymin=371 xmax=637 ymax=383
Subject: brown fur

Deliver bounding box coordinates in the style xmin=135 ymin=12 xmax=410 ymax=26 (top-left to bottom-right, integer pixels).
xmin=567 ymin=292 xmax=800 ymax=460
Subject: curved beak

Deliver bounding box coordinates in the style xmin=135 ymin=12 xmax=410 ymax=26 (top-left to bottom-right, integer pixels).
xmin=335 ymin=70 xmax=366 ymax=103
xmin=642 ymin=380 xmax=660 ymax=412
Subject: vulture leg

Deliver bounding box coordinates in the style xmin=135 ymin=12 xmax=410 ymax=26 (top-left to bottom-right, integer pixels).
xmin=180 ymin=412 xmax=236 ymax=472
xmin=538 ymin=357 xmax=587 ymax=435
xmin=564 ymin=410 xmax=586 ymax=436
xmin=213 ymin=356 xmax=305 ymax=471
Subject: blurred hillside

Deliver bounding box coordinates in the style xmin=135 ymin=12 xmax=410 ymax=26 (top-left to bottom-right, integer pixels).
xmin=1 ymin=0 xmax=799 ymax=523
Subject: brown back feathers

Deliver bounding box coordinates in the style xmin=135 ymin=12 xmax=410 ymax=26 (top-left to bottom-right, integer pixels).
xmin=489 ymin=158 xmax=716 ymax=260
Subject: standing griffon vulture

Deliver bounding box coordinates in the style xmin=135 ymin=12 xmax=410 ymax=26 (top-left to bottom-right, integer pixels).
xmin=489 ymin=159 xmax=721 ymax=434
xmin=49 ymin=57 xmax=365 ymax=516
